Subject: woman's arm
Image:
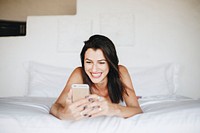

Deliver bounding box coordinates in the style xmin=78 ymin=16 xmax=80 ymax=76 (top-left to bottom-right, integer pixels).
xmin=79 ymin=93 xmax=142 ymax=118
xmin=115 ymin=88 xmax=143 ymax=118
xmin=116 ymin=65 xmax=143 ymax=118
xmin=79 ymin=65 xmax=142 ymax=118
xmin=50 ymin=94 xmax=90 ymax=120
xmin=50 ymin=67 xmax=90 ymax=120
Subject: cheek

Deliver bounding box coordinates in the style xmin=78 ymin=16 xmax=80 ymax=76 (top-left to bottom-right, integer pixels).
xmin=101 ymin=65 xmax=109 ymax=74
xmin=104 ymin=64 xmax=109 ymax=70
xmin=84 ymin=65 xmax=91 ymax=76
xmin=105 ymin=68 xmax=109 ymax=75
xmin=84 ymin=64 xmax=91 ymax=71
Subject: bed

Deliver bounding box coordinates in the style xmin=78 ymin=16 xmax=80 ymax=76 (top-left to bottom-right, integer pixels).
xmin=0 ymin=62 xmax=200 ymax=133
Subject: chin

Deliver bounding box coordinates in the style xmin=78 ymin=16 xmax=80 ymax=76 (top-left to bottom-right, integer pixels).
xmin=90 ymin=78 xmax=102 ymax=84
xmin=91 ymin=80 xmax=101 ymax=84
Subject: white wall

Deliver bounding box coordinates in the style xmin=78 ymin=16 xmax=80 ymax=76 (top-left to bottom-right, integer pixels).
xmin=0 ymin=0 xmax=200 ymax=99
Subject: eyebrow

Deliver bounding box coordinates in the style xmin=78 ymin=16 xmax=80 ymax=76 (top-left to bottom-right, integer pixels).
xmin=85 ymin=58 xmax=106 ymax=61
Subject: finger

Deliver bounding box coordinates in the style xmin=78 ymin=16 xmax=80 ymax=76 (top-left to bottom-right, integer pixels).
xmin=74 ymin=108 xmax=91 ymax=120
xmin=66 ymin=89 xmax=73 ymax=104
xmin=71 ymin=99 xmax=106 ymax=119
xmin=69 ymin=97 xmax=92 ymax=113
xmin=72 ymin=97 xmax=89 ymax=105
xmin=86 ymin=94 xmax=104 ymax=102
xmin=71 ymin=112 xmax=84 ymax=121
xmin=83 ymin=105 xmax=104 ymax=118
xmin=87 ymin=100 xmax=105 ymax=108
xmin=67 ymin=105 xmax=87 ymax=120
xmin=90 ymin=110 xmax=105 ymax=118
xmin=68 ymin=97 xmax=92 ymax=119
xmin=81 ymin=101 xmax=105 ymax=117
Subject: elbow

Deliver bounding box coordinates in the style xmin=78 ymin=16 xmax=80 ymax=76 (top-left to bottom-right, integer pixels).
xmin=138 ymin=108 xmax=143 ymax=114
xmin=136 ymin=106 xmax=143 ymax=114
xmin=49 ymin=106 xmax=54 ymax=114
xmin=49 ymin=105 xmax=57 ymax=117
xmin=129 ymin=106 xmax=143 ymax=118
xmin=49 ymin=104 xmax=62 ymax=120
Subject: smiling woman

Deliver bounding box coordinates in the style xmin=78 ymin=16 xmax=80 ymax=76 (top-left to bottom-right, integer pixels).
xmin=50 ymin=34 xmax=143 ymax=120
xmin=84 ymin=49 xmax=109 ymax=84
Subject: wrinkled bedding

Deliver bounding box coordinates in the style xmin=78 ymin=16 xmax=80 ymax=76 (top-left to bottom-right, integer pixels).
xmin=0 ymin=95 xmax=200 ymax=133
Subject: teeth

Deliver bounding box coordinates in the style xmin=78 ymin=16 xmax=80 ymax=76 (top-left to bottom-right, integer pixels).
xmin=91 ymin=73 xmax=101 ymax=78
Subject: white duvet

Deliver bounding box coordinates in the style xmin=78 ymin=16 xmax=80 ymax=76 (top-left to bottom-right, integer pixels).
xmin=0 ymin=95 xmax=200 ymax=133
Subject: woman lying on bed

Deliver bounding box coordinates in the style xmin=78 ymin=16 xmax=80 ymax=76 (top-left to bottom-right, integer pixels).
xmin=50 ymin=34 xmax=142 ymax=120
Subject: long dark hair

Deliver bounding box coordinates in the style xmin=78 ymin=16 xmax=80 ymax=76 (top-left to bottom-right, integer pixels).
xmin=80 ymin=34 xmax=126 ymax=103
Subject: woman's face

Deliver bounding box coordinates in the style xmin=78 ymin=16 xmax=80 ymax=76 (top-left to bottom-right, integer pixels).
xmin=84 ymin=48 xmax=109 ymax=84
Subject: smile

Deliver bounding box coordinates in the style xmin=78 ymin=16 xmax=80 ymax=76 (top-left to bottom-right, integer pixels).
xmin=91 ymin=72 xmax=102 ymax=78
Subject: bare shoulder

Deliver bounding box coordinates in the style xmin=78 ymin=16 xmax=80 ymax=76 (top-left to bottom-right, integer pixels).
xmin=68 ymin=67 xmax=83 ymax=81
xmin=72 ymin=67 xmax=82 ymax=75
xmin=55 ymin=66 xmax=83 ymax=102
xmin=118 ymin=65 xmax=133 ymax=89
xmin=118 ymin=65 xmax=129 ymax=74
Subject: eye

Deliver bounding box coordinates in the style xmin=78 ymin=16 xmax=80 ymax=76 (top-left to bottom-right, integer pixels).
xmin=99 ymin=61 xmax=106 ymax=64
xmin=85 ymin=61 xmax=91 ymax=64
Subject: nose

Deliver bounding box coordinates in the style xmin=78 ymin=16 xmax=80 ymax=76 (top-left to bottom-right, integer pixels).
xmin=92 ymin=64 xmax=97 ymax=72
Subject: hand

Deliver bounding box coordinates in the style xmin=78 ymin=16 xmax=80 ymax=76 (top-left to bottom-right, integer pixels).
xmin=61 ymin=90 xmax=90 ymax=120
xmin=80 ymin=94 xmax=120 ymax=118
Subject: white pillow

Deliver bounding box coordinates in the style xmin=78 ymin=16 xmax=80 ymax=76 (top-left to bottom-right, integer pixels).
xmin=26 ymin=62 xmax=179 ymax=98
xmin=27 ymin=61 xmax=73 ymax=97
xmin=128 ymin=63 xmax=179 ymax=97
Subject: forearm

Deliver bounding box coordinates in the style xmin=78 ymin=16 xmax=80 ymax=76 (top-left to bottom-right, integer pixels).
xmin=114 ymin=104 xmax=143 ymax=118
xmin=50 ymin=103 xmax=66 ymax=120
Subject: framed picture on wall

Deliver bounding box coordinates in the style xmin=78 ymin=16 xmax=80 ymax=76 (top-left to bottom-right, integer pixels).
xmin=57 ymin=17 xmax=92 ymax=52
xmin=99 ymin=13 xmax=135 ymax=47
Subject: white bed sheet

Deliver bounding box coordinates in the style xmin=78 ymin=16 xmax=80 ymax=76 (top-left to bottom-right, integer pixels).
xmin=0 ymin=96 xmax=200 ymax=133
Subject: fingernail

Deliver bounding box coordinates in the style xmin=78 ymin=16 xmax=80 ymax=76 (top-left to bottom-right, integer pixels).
xmin=92 ymin=106 xmax=100 ymax=109
xmin=85 ymin=95 xmax=89 ymax=98
xmin=88 ymin=98 xmax=94 ymax=102
xmin=83 ymin=114 xmax=88 ymax=117
xmin=83 ymin=105 xmax=87 ymax=110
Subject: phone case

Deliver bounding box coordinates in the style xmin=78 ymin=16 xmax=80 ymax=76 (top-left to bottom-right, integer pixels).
xmin=71 ymin=84 xmax=89 ymax=102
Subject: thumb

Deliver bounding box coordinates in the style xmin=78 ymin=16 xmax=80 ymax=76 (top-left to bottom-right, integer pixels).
xmin=66 ymin=89 xmax=73 ymax=104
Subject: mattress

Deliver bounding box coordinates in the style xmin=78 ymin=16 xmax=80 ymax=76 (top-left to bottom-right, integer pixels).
xmin=0 ymin=95 xmax=200 ymax=133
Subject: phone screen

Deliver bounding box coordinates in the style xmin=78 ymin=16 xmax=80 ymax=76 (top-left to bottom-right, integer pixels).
xmin=71 ymin=84 xmax=90 ymax=102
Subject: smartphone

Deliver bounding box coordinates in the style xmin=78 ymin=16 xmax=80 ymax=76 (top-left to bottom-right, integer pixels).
xmin=71 ymin=84 xmax=90 ymax=102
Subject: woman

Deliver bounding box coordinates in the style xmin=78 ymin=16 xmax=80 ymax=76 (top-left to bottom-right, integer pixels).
xmin=50 ymin=34 xmax=142 ymax=120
